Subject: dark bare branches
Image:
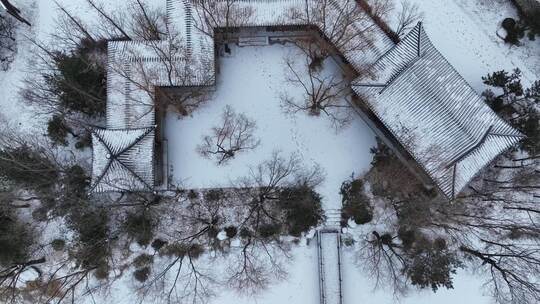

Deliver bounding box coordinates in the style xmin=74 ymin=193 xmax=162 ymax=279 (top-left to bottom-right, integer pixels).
xmin=198 ymin=106 xmax=260 ymax=165
xmin=191 ymin=0 xmax=255 ymax=41
xmin=0 ymin=14 xmax=17 ymax=70
xmin=85 ymin=0 xmax=131 ymax=40
xmin=130 ymin=0 xmax=167 ymax=40
xmin=460 ymin=243 xmax=540 ymax=304
xmin=287 ymin=0 xmax=385 ymax=61
xmin=392 ymin=0 xmax=423 ymax=38
xmin=280 ymin=54 xmax=353 ymax=129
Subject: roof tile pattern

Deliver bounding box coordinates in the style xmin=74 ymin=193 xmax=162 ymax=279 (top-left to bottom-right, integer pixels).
xmin=352 ymin=23 xmax=523 ymax=198
xmin=104 ymin=0 xmax=394 ymax=131
xmin=91 ymin=128 xmax=155 ymax=193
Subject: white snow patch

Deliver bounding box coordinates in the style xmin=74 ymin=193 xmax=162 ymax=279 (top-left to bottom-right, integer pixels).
xmin=165 ymin=44 xmax=377 ymax=210
xmin=217 ymin=230 xmax=228 ymax=241
xmin=408 ymin=0 xmax=540 ymax=89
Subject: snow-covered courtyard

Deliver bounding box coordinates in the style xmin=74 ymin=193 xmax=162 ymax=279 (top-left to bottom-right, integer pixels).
xmin=165 ymin=44 xmax=376 ymax=210
xmin=164 ymin=39 xmax=494 ymax=304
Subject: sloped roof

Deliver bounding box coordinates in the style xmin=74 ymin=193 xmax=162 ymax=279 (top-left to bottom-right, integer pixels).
xmin=352 ymin=23 xmax=523 ymax=198
xmin=104 ymin=0 xmax=394 ymax=130
xmin=91 ymin=127 xmax=155 ymax=193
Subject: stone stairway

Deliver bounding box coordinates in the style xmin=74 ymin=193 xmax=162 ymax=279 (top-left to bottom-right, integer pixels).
xmin=324 ymin=208 xmax=342 ymax=230
xmin=316 ymin=206 xmax=344 ymax=304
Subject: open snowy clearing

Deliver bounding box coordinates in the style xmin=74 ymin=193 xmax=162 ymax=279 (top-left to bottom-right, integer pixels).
xmin=165 ymin=44 xmax=376 ymax=210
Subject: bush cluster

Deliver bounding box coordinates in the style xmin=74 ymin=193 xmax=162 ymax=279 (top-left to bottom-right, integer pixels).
xmin=0 ymin=145 xmax=58 ymax=191
xmin=340 ymin=179 xmax=373 ymax=225
xmin=0 ymin=207 xmax=35 ymax=266
xmin=44 ymin=38 xmax=107 ymax=146
xmin=123 ymin=210 xmax=157 ymax=247
xmin=278 ymin=186 xmax=324 ymax=237
xmin=401 ymin=232 xmax=462 ymax=292
xmin=67 ymin=207 xmax=110 ymax=273
xmin=483 ymin=70 xmax=540 ymax=154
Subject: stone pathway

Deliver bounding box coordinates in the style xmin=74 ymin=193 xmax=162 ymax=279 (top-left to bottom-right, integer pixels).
xmin=316 ymin=208 xmax=344 ymax=304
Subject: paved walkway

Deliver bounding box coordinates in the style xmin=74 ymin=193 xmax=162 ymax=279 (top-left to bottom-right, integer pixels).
xmin=317 ymin=208 xmax=343 ymax=304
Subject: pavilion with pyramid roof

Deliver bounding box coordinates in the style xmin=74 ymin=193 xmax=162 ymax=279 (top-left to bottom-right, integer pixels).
xmin=90 ymin=127 xmax=155 ymax=193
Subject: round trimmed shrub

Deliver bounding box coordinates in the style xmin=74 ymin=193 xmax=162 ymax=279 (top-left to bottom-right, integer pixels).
xmin=133 ymin=267 xmax=151 ymax=282
xmin=51 ymin=239 xmax=66 ymax=251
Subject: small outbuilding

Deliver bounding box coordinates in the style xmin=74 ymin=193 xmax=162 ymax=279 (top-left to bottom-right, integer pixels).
xmin=90 ymin=127 xmax=155 ymax=193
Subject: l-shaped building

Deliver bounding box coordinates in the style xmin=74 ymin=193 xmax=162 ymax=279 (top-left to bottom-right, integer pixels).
xmin=90 ymin=0 xmax=523 ymax=199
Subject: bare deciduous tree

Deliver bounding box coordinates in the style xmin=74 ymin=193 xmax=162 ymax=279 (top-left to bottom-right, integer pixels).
xmin=392 ymin=0 xmax=423 ymax=38
xmin=0 ymin=257 xmax=45 ymax=303
xmin=191 ymin=0 xmax=255 ymax=41
xmin=280 ymin=55 xmax=353 ymax=128
xmin=357 ymin=231 xmax=408 ymax=295
xmin=460 ymin=243 xmax=540 ymax=304
xmin=129 ymin=0 xmax=167 ymax=40
xmin=51 ymin=0 xmax=96 ymax=48
xmin=85 ymin=0 xmax=131 ymax=40
xmin=225 ymin=237 xmax=289 ymax=295
xmin=137 ymin=244 xmax=216 ymax=304
xmin=197 ymin=106 xmax=260 ymax=165
xmin=132 ymin=191 xmax=224 ymax=304
xmin=110 ymin=22 xmax=215 ymax=119
xmin=442 ymin=159 xmax=540 ymax=304
xmin=287 ymin=0 xmax=389 ymax=61
xmin=353 ymin=137 xmax=540 ymax=304
xmin=0 ymin=14 xmax=17 ymax=71
xmin=221 ymin=151 xmax=323 ymax=293
xmin=155 ymin=153 xmax=323 ymax=296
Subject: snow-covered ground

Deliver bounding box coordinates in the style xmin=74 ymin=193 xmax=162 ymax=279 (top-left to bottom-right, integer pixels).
xmin=409 ymin=0 xmax=540 ymax=89
xmin=213 ymin=243 xmax=321 ymax=304
xmin=1 ymin=0 xmax=538 ymax=303
xmin=165 ymin=44 xmax=376 ymax=210
xmin=0 ymin=0 xmax=105 ymax=133
xmin=165 ymin=43 xmax=493 ymax=304
xmin=341 ymin=251 xmax=493 ymax=304
xmin=0 ymin=0 xmax=41 ymax=134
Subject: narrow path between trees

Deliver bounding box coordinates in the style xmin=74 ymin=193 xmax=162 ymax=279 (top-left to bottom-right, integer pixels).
xmin=317 ymin=208 xmax=344 ymax=304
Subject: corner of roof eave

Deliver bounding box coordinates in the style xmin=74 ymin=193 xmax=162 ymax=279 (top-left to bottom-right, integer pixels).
xmin=449 ymin=131 xmax=525 ymax=201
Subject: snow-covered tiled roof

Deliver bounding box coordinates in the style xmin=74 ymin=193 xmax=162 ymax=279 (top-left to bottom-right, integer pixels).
xmin=90 ymin=127 xmax=155 ymax=193
xmin=352 ymin=23 xmax=523 ymax=198
xmin=186 ymin=0 xmax=394 ymax=70
xmin=104 ymin=0 xmax=393 ymax=129
xmin=94 ymin=3 xmax=519 ymax=198
xmin=106 ymin=39 xmax=215 ymax=129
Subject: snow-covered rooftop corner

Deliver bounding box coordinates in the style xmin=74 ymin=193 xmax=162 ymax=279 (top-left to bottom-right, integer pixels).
xmin=90 ymin=127 xmax=155 ymax=193
xmin=352 ymin=22 xmax=524 ymax=199
xmin=92 ymin=0 xmax=396 ymax=194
